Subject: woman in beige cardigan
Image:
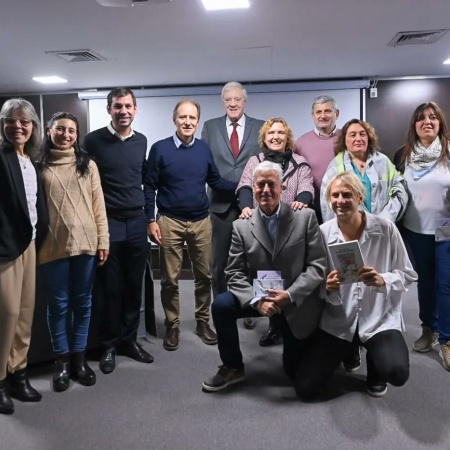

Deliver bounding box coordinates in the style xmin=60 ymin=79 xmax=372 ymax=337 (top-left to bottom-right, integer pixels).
xmin=38 ymin=112 xmax=109 ymax=392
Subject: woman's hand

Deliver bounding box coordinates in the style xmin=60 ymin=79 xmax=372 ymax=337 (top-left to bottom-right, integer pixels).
xmin=98 ymin=249 xmax=109 ymax=267
xmin=326 ymin=269 xmax=341 ymax=292
xmin=239 ymin=207 xmax=254 ymax=219
xmin=358 ymin=266 xmax=385 ymax=287
xmin=290 ymin=201 xmax=308 ymax=211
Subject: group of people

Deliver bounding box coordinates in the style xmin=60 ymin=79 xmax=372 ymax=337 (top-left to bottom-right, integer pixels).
xmin=0 ymin=81 xmax=449 ymax=415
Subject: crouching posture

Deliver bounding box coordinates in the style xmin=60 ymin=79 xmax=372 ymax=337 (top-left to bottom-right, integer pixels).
xmin=202 ymin=161 xmax=327 ymax=392
xmin=296 ymin=173 xmax=418 ymax=399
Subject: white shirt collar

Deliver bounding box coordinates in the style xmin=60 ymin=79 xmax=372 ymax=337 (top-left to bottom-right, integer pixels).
xmin=226 ymin=114 xmax=246 ymax=128
xmin=107 ymin=122 xmax=134 ymax=141
xmin=314 ymin=126 xmax=338 ymax=138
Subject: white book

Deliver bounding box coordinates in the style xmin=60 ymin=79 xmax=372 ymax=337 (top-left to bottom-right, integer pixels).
xmin=328 ymin=240 xmax=365 ymax=284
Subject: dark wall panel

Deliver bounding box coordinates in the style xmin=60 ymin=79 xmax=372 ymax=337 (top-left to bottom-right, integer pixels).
xmin=42 ymin=93 xmax=89 ymax=139
xmin=365 ymin=79 xmax=450 ymax=160
xmin=0 ymin=95 xmax=41 ymax=120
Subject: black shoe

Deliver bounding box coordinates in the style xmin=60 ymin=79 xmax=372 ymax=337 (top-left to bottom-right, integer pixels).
xmin=99 ymin=348 xmax=116 ymax=374
xmin=243 ymin=317 xmax=256 ymax=330
xmin=259 ymin=327 xmax=282 ymax=347
xmin=71 ymin=351 xmax=96 ymax=386
xmin=0 ymin=378 xmax=14 ymax=415
xmin=53 ymin=354 xmax=71 ymax=392
xmin=366 ymin=381 xmax=388 ymax=398
xmin=121 ymin=342 xmax=154 ymax=363
xmin=9 ymin=369 xmax=42 ymax=402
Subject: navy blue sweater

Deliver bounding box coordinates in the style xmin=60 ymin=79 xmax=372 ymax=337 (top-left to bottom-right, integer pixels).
xmin=144 ymin=137 xmax=237 ymax=222
xmin=83 ymin=127 xmax=147 ymax=218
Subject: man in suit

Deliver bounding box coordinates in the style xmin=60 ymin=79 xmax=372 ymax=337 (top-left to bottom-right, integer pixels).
xmin=202 ymin=161 xmax=327 ymax=392
xmin=201 ymin=82 xmax=264 ymax=330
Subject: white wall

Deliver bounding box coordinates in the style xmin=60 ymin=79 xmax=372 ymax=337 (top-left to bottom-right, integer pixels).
xmin=87 ymin=88 xmax=361 ymax=153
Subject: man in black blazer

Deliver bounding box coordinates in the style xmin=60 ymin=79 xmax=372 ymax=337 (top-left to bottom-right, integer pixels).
xmin=201 ymin=82 xmax=264 ymax=329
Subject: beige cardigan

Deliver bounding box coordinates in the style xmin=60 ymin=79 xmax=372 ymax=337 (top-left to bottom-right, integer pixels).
xmin=38 ymin=148 xmax=109 ymax=265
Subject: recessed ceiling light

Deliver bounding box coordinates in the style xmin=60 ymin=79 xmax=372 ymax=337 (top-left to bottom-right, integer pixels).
xmin=201 ymin=0 xmax=250 ymax=11
xmin=443 ymin=58 xmax=450 ymax=65
xmin=32 ymin=76 xmax=68 ymax=84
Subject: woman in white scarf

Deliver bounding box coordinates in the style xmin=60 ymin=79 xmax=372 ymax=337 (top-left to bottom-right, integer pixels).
xmin=397 ymin=101 xmax=450 ymax=372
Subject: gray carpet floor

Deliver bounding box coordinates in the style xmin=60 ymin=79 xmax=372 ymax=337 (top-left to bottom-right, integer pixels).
xmin=1 ymin=280 xmax=450 ymax=450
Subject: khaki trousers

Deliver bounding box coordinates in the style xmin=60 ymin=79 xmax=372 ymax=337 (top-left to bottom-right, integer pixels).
xmin=0 ymin=241 xmax=36 ymax=380
xmin=158 ymin=215 xmax=212 ymax=328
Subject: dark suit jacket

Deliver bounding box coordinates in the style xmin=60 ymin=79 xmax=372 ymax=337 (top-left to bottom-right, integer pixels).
xmin=0 ymin=144 xmax=48 ymax=262
xmin=201 ymin=114 xmax=264 ymax=213
xmin=226 ymin=202 xmax=327 ymax=339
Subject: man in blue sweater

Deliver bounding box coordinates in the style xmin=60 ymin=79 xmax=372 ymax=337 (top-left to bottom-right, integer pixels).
xmin=84 ymin=87 xmax=153 ymax=374
xmin=144 ymin=100 xmax=237 ymax=351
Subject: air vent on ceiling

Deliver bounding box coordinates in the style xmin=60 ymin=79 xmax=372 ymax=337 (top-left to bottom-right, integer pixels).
xmin=95 ymin=0 xmax=171 ymax=6
xmin=388 ymin=29 xmax=449 ymax=47
xmin=45 ymin=49 xmax=106 ymax=63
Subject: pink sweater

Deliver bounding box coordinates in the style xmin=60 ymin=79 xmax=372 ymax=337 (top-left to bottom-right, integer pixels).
xmin=294 ymin=130 xmax=339 ymax=210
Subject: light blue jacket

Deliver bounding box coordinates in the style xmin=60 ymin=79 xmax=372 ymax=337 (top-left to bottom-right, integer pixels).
xmin=320 ymin=150 xmax=409 ymax=223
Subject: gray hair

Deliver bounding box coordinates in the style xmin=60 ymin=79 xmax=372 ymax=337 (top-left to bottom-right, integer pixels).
xmin=311 ymin=95 xmax=338 ymax=113
xmin=172 ymin=99 xmax=201 ymax=120
xmin=0 ymin=98 xmax=42 ymax=157
xmin=252 ymin=161 xmax=283 ymax=183
xmin=221 ymin=81 xmax=248 ymax=102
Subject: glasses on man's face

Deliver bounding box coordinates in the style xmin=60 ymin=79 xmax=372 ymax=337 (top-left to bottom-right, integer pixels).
xmin=224 ymin=97 xmax=244 ymax=105
xmin=4 ymin=117 xmax=32 ymax=127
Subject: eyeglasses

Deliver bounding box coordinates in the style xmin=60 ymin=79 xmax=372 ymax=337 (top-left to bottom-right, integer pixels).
xmin=223 ymin=97 xmax=244 ymax=105
xmin=4 ymin=117 xmax=32 ymax=127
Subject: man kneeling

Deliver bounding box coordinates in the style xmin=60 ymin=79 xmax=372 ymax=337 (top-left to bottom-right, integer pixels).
xmin=202 ymin=161 xmax=327 ymax=392
xmin=296 ymin=173 xmax=418 ymax=399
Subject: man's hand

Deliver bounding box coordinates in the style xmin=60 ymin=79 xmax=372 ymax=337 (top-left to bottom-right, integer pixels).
xmin=290 ymin=201 xmax=308 ymax=211
xmin=326 ymin=269 xmax=341 ymax=292
xmin=148 ymin=222 xmax=162 ymax=245
xmin=256 ymin=299 xmax=282 ymax=317
xmin=263 ymin=289 xmax=291 ymax=308
xmin=358 ymin=266 xmax=385 ymax=287
xmin=97 ymin=249 xmax=109 ymax=267
xmin=239 ymin=207 xmax=254 ymax=219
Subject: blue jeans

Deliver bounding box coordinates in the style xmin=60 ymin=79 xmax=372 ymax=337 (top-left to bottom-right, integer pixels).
xmin=403 ymin=228 xmax=450 ymax=343
xmin=41 ymin=255 xmax=97 ymax=354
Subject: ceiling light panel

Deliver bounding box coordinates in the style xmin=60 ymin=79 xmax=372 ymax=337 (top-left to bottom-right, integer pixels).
xmin=201 ymin=0 xmax=250 ymax=11
xmin=32 ymin=76 xmax=68 ymax=84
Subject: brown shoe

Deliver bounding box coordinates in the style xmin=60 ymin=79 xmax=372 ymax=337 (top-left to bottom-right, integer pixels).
xmin=163 ymin=327 xmax=180 ymax=351
xmin=195 ymin=321 xmax=218 ymax=345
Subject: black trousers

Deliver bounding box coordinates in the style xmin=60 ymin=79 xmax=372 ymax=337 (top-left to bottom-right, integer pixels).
xmin=210 ymin=205 xmax=240 ymax=298
xmin=212 ymin=292 xmax=313 ymax=376
xmin=98 ymin=213 xmax=148 ymax=349
xmin=295 ymin=328 xmax=410 ymax=400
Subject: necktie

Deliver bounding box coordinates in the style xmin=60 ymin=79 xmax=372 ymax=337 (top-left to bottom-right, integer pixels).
xmin=230 ymin=122 xmax=239 ymax=159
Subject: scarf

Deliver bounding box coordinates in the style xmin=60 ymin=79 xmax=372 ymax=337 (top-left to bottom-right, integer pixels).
xmin=262 ymin=148 xmax=292 ymax=172
xmin=408 ymin=137 xmax=442 ymax=179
